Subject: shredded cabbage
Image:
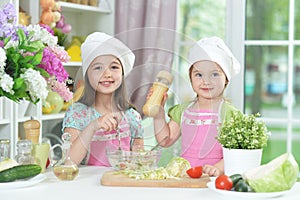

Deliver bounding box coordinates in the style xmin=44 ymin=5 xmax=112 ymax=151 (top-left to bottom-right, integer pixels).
xmin=119 ymin=157 xmax=191 ymax=180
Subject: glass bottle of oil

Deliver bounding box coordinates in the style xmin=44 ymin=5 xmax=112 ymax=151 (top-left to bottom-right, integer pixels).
xmin=52 ymin=133 xmax=79 ymax=181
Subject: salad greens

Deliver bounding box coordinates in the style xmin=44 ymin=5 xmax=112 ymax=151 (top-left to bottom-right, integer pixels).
xmin=119 ymin=157 xmax=191 ymax=180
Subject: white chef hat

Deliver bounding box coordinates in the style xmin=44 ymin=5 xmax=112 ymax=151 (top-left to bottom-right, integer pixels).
xmin=187 ymin=36 xmax=241 ymax=81
xmin=81 ymin=32 xmax=135 ymax=77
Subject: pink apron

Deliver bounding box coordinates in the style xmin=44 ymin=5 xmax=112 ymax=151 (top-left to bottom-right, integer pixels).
xmin=86 ymin=118 xmax=131 ymax=166
xmin=180 ymin=106 xmax=223 ymax=167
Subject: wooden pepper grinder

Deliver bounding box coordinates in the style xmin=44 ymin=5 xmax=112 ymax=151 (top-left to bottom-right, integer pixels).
xmin=142 ymin=70 xmax=173 ymax=117
xmin=24 ymin=117 xmax=40 ymax=144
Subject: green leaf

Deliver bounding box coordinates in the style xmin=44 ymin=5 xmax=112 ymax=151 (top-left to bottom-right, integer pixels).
xmin=35 ymin=67 xmax=49 ymax=78
xmin=31 ymin=52 xmax=43 ymax=65
xmin=13 ymin=82 xmax=28 ymax=98
xmin=11 ymin=53 xmax=21 ymax=64
xmin=17 ymin=28 xmax=26 ymax=43
xmin=20 ymin=55 xmax=34 ymax=64
xmin=3 ymin=36 xmax=11 ymax=46
xmin=20 ymin=45 xmax=38 ymax=53
xmin=29 ymin=41 xmax=44 ymax=50
xmin=24 ymin=63 xmax=34 ymax=69
xmin=13 ymin=78 xmax=25 ymax=90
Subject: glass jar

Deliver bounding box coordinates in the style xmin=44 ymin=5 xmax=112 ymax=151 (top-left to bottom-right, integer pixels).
xmin=15 ymin=140 xmax=35 ymax=164
xmin=0 ymin=139 xmax=10 ymax=162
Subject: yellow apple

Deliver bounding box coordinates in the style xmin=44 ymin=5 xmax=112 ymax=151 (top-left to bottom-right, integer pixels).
xmin=42 ymin=101 xmax=54 ymax=114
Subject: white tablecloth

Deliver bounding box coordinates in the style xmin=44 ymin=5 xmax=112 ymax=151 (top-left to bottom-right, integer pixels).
xmin=0 ymin=166 xmax=299 ymax=200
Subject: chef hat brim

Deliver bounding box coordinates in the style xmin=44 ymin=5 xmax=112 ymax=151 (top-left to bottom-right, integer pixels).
xmin=187 ymin=36 xmax=241 ymax=81
xmin=81 ymin=32 xmax=135 ymax=77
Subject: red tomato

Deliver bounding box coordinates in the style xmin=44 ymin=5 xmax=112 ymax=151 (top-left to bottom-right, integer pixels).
xmin=186 ymin=166 xmax=203 ymax=178
xmin=215 ymin=175 xmax=233 ymax=190
xmin=46 ymin=158 xmax=50 ymax=168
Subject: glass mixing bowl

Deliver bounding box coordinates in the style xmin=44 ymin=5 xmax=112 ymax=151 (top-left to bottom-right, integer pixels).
xmin=106 ymin=145 xmax=162 ymax=171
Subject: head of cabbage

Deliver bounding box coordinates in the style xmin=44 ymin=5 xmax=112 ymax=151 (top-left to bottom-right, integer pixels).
xmin=165 ymin=157 xmax=191 ymax=177
xmin=243 ymin=153 xmax=299 ymax=192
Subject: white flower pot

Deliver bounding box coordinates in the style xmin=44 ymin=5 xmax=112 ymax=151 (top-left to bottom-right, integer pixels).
xmin=223 ymin=147 xmax=263 ymax=175
xmin=18 ymin=100 xmax=30 ymax=117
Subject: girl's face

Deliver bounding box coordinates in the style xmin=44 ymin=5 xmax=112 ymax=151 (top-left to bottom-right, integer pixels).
xmin=87 ymin=55 xmax=123 ymax=95
xmin=190 ymin=60 xmax=227 ymax=100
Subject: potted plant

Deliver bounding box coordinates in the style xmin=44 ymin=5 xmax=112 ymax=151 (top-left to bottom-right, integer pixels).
xmin=217 ymin=111 xmax=270 ymax=175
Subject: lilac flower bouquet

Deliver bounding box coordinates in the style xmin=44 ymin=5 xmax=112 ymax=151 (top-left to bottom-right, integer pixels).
xmin=0 ymin=3 xmax=72 ymax=104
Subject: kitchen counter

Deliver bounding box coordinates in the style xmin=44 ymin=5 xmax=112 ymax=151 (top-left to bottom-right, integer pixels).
xmin=0 ymin=166 xmax=299 ymax=200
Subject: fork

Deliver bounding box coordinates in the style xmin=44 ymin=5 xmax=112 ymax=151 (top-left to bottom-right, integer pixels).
xmin=150 ymin=136 xmax=168 ymax=151
xmin=116 ymin=111 xmax=125 ymax=151
xmin=117 ymin=127 xmax=121 ymax=150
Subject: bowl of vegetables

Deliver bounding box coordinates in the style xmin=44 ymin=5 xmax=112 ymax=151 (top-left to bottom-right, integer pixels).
xmin=106 ymin=145 xmax=162 ymax=171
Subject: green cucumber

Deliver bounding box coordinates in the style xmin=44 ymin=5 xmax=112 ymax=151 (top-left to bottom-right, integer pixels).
xmin=230 ymin=173 xmax=243 ymax=186
xmin=234 ymin=179 xmax=255 ymax=192
xmin=234 ymin=179 xmax=249 ymax=192
xmin=0 ymin=164 xmax=41 ymax=182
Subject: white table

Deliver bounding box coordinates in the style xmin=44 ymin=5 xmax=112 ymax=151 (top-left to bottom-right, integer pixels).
xmin=0 ymin=166 xmax=299 ymax=200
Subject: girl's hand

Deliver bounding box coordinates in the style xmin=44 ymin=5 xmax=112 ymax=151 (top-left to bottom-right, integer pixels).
xmin=161 ymin=92 xmax=168 ymax=106
xmin=96 ymin=112 xmax=123 ymax=132
xmin=146 ymin=87 xmax=168 ymax=106
xmin=203 ymin=164 xmax=223 ymax=177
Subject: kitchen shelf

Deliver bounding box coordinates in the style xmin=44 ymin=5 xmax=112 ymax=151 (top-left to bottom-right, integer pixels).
xmin=60 ymin=1 xmax=111 ymax=13
xmin=0 ymin=119 xmax=9 ymax=125
xmin=41 ymin=113 xmax=65 ymax=121
xmin=63 ymin=61 xmax=82 ymax=67
xmin=17 ymin=116 xmax=33 ymax=123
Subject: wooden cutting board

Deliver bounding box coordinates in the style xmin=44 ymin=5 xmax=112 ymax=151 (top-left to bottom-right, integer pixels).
xmin=101 ymin=171 xmax=210 ymax=188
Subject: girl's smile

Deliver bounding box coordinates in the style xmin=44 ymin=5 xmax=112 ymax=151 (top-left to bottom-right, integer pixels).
xmin=201 ymin=87 xmax=213 ymax=91
xmin=99 ymin=80 xmax=115 ymax=87
xmin=87 ymin=55 xmax=123 ymax=94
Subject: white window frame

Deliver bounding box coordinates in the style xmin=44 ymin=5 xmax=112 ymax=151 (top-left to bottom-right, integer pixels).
xmin=227 ymin=0 xmax=299 ymax=152
xmin=225 ymin=0 xmax=245 ymax=111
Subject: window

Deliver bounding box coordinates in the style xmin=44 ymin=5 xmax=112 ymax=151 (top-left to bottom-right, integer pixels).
xmin=173 ymin=0 xmax=226 ymax=104
xmin=231 ymin=0 xmax=300 ymax=164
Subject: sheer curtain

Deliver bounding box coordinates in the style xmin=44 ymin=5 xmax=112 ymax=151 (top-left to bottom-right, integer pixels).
xmin=114 ymin=0 xmax=178 ymax=116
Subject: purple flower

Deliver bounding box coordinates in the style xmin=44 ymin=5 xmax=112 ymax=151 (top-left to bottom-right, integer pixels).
xmin=0 ymin=12 xmax=6 ymax=25
xmin=0 ymin=24 xmax=18 ymax=40
xmin=0 ymin=4 xmax=18 ymax=40
xmin=38 ymin=47 xmax=68 ymax=82
xmin=2 ymin=3 xmax=16 ymax=24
